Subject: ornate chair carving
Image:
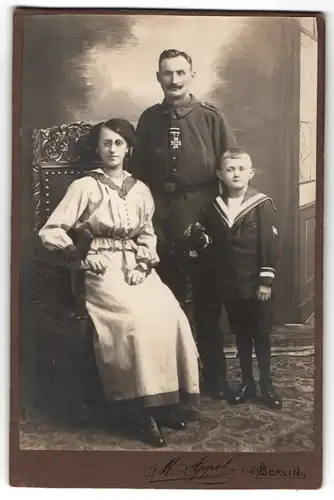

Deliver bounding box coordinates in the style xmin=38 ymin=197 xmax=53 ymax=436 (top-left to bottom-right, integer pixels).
xmin=31 ymin=121 xmax=105 ymax=422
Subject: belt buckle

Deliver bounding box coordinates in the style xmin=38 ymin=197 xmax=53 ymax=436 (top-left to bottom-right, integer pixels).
xmin=163 ymin=182 xmax=176 ymax=193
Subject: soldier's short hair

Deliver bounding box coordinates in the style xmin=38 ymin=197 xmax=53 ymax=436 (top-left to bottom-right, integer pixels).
xmin=220 ymin=148 xmax=253 ymax=169
xmin=158 ymin=49 xmax=193 ymax=69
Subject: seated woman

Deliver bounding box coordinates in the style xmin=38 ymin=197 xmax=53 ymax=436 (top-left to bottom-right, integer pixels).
xmin=38 ymin=118 xmax=200 ymax=447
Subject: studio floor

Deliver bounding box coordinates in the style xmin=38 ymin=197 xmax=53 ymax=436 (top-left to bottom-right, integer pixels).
xmin=19 ymin=336 xmax=315 ymax=452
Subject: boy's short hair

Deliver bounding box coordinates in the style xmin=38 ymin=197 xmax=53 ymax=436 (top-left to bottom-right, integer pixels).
xmin=219 ymin=148 xmax=253 ymax=170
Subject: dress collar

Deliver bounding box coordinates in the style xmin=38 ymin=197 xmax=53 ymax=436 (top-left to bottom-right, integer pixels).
xmin=85 ymin=168 xmax=137 ymax=199
xmin=87 ymin=167 xmax=131 ymax=179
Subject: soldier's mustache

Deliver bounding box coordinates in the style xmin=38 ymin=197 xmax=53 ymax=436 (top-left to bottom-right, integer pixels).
xmin=168 ymin=84 xmax=183 ymax=90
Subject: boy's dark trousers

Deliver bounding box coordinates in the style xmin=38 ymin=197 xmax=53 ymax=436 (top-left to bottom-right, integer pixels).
xmin=156 ymin=252 xmax=228 ymax=391
xmin=223 ymin=297 xmax=273 ymax=391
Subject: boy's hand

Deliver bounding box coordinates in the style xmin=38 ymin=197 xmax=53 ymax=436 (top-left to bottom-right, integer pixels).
xmin=256 ymin=285 xmax=272 ymax=301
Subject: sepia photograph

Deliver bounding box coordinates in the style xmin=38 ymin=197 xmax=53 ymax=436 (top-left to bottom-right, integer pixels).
xmin=10 ymin=8 xmax=324 ymax=488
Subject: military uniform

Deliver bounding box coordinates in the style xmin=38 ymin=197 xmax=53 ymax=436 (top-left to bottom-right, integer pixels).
xmin=130 ymin=94 xmax=237 ymax=392
xmin=204 ymin=187 xmax=279 ymax=392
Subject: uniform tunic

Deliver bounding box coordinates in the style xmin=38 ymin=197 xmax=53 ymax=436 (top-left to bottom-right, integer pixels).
xmin=131 ymin=94 xmax=237 ymax=246
xmin=38 ymin=169 xmax=200 ymax=407
xmin=131 ymin=95 xmax=237 ymax=387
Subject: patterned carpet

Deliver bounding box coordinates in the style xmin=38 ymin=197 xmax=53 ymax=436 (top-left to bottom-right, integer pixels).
xmin=19 ymin=352 xmax=314 ymax=452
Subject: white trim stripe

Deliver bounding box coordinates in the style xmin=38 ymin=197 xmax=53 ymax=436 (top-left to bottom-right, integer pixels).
xmin=260 ymin=271 xmax=275 ymax=278
xmin=213 ymin=199 xmax=230 ymax=226
xmin=234 ymin=194 xmax=270 ymax=225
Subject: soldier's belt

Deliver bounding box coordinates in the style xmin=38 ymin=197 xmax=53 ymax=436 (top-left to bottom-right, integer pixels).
xmin=154 ymin=180 xmax=217 ymax=194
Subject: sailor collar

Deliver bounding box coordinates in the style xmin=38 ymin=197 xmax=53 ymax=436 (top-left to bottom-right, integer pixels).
xmin=213 ymin=188 xmax=275 ymax=228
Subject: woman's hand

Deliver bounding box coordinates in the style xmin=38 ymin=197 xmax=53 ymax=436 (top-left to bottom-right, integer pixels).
xmin=255 ymin=284 xmax=272 ymax=301
xmin=126 ymin=268 xmax=146 ymax=286
xmin=84 ymin=254 xmax=108 ymax=275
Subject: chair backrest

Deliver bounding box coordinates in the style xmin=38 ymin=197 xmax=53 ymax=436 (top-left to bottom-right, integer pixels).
xmin=31 ymin=121 xmax=95 ymax=235
xmin=31 ymin=121 xmax=96 ymax=318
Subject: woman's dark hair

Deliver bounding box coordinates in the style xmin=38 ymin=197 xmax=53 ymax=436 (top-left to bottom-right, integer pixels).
xmin=81 ymin=118 xmax=136 ymax=163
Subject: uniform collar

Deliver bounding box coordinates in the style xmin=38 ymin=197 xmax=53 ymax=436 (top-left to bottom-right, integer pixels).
xmin=160 ymin=94 xmax=198 ymax=117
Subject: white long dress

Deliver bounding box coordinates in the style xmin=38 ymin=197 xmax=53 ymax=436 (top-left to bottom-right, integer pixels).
xmin=39 ymin=168 xmax=200 ymax=407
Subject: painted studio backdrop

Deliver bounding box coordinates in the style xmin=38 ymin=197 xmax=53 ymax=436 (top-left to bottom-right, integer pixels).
xmin=19 ymin=14 xmax=318 ymax=413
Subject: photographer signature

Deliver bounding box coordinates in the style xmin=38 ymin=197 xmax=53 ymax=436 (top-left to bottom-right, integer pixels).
xmin=144 ymin=455 xmax=244 ymax=485
xmin=144 ymin=456 xmax=307 ymax=485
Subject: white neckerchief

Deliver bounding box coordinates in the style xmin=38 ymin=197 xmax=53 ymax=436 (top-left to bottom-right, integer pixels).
xmin=227 ymin=197 xmax=243 ymax=226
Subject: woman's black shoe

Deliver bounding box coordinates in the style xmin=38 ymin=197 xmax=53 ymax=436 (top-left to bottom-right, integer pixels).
xmin=156 ymin=407 xmax=187 ymax=430
xmin=139 ymin=415 xmax=166 ymax=447
xmin=180 ymin=407 xmax=202 ymax=422
xmin=228 ymin=383 xmax=256 ymax=405
xmin=157 ymin=416 xmax=187 ymax=430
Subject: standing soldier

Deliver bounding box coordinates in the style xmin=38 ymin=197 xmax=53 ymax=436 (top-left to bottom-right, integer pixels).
xmin=130 ymin=49 xmax=237 ymax=400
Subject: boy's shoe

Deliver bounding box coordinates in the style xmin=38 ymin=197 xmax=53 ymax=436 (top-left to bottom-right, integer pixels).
xmin=228 ymin=383 xmax=256 ymax=405
xmin=261 ymin=388 xmax=283 ymax=410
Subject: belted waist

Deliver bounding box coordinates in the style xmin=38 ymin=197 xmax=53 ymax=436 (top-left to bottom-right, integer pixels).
xmin=152 ymin=179 xmax=217 ymax=194
xmin=90 ymin=236 xmax=137 ymax=253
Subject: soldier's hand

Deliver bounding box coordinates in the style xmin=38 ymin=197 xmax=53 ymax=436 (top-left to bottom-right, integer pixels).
xmin=187 ymin=224 xmax=210 ymax=251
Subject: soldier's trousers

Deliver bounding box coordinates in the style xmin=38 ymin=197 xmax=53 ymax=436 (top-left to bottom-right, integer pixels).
xmin=223 ymin=298 xmax=273 ymax=390
xmin=157 ymin=253 xmax=228 ymax=388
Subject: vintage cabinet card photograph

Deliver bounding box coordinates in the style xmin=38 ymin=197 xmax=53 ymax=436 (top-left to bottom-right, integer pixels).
xmin=10 ymin=8 xmax=324 ymax=489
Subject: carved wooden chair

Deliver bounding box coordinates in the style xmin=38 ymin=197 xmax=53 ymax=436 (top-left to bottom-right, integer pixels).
xmin=31 ymin=121 xmax=105 ymax=423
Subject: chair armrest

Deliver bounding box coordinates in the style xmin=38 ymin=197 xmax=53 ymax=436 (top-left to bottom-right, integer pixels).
xmin=33 ymin=240 xmax=89 ymax=320
xmin=33 ymin=237 xmax=82 ymax=269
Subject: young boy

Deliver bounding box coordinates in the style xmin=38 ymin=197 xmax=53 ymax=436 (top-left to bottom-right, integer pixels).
xmin=200 ymin=148 xmax=282 ymax=410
